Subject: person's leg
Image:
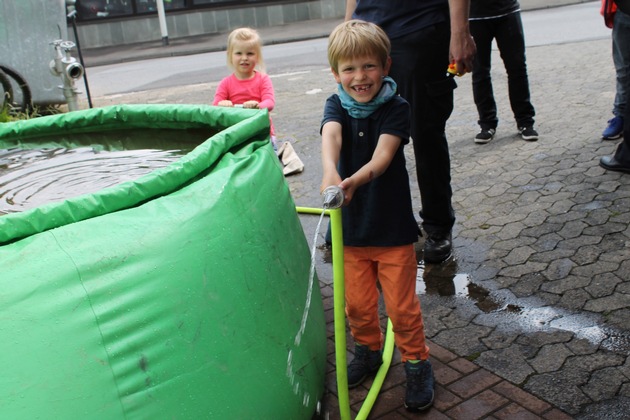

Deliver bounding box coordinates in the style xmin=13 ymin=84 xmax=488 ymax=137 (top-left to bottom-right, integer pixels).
xmin=494 ymin=11 xmax=536 ymax=130
xmin=389 ymin=22 xmax=456 ymax=262
xmin=600 ymin=18 xmax=630 ymax=173
xmin=375 ymin=244 xmax=434 ymax=411
xmin=344 ymin=247 xmax=382 ymax=348
xmin=375 ymin=245 xmax=429 ymax=362
xmin=343 ymin=246 xmax=383 ymax=387
xmin=470 ymin=18 xmax=499 ymax=131
xmin=612 ymin=9 xmax=630 ymax=119
xmin=603 ymin=10 xmax=630 ymax=139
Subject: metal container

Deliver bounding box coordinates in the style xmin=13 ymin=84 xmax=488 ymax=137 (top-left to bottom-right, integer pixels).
xmin=0 ymin=0 xmax=69 ymax=106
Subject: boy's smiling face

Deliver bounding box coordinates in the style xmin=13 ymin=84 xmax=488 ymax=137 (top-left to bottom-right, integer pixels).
xmin=332 ymin=55 xmax=391 ymax=103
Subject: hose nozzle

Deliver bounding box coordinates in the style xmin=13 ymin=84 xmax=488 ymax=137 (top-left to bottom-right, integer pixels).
xmin=322 ymin=185 xmax=344 ymax=209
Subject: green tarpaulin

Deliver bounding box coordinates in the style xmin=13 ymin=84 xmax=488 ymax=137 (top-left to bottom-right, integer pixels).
xmin=0 ymin=104 xmax=326 ymax=418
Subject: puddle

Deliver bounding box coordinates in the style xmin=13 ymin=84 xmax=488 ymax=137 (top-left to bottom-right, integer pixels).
xmin=414 ymin=259 xmax=629 ymax=353
xmin=415 ymin=260 xmax=510 ymax=313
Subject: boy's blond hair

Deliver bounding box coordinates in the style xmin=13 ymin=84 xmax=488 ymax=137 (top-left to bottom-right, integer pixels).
xmin=327 ymin=20 xmax=391 ymax=73
xmin=226 ymin=27 xmax=266 ymax=72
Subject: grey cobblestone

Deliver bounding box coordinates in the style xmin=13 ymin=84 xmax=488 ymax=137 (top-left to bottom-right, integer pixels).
xmin=529 ymin=344 xmax=574 ymax=374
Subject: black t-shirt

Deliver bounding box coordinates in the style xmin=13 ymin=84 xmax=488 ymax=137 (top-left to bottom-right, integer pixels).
xmin=321 ymin=94 xmax=418 ymax=247
xmin=352 ymin=0 xmax=449 ymax=40
xmin=470 ymin=0 xmax=520 ymax=19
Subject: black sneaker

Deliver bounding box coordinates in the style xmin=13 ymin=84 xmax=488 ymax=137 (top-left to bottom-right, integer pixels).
xmin=404 ymin=360 xmax=435 ymax=411
xmin=423 ymin=232 xmax=452 ymax=264
xmin=519 ymin=126 xmax=539 ymax=141
xmin=474 ymin=128 xmax=495 ymax=144
xmin=347 ymin=344 xmax=382 ymax=388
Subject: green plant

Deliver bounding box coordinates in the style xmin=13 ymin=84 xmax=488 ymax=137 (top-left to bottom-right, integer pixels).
xmin=0 ymin=104 xmax=62 ymax=123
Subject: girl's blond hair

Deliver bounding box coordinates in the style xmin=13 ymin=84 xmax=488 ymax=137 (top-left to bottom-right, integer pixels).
xmin=327 ymin=20 xmax=390 ymax=73
xmin=226 ymin=27 xmax=266 ymax=73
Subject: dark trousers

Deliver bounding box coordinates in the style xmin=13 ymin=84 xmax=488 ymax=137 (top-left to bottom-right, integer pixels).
xmin=613 ymin=40 xmax=630 ymax=164
xmin=388 ymin=22 xmax=456 ymax=236
xmin=470 ymin=11 xmax=536 ymax=130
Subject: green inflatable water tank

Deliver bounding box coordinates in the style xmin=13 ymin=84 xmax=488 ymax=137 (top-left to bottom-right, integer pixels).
xmin=0 ymin=105 xmax=326 ymax=418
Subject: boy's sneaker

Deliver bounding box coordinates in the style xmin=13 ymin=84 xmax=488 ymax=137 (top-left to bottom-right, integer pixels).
xmin=347 ymin=344 xmax=382 ymax=388
xmin=519 ymin=126 xmax=539 ymax=141
xmin=404 ymin=360 xmax=435 ymax=411
xmin=602 ymin=116 xmax=624 ymax=140
xmin=474 ymin=128 xmax=496 ymax=144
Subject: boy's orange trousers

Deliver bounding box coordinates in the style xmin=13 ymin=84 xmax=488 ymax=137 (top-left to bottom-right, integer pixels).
xmin=344 ymin=244 xmax=430 ymax=362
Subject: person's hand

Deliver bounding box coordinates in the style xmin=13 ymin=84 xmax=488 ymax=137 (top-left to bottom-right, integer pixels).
xmin=320 ymin=173 xmax=343 ymax=195
xmin=217 ymin=100 xmax=233 ymax=107
xmin=243 ymin=100 xmax=259 ymax=109
xmin=338 ymin=177 xmax=358 ymax=205
xmin=449 ymin=30 xmax=476 ymax=75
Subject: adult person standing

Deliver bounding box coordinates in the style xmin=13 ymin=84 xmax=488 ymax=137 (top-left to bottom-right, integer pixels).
xmin=600 ymin=0 xmax=630 ymax=172
xmin=600 ymin=0 xmax=629 ymax=140
xmin=345 ymin=0 xmax=476 ymax=264
xmin=469 ymin=0 xmax=538 ymax=144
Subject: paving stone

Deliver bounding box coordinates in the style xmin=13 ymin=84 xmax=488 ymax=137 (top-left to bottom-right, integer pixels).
xmin=585 ymin=294 xmax=630 ymax=313
xmin=493 ymin=403 xmax=542 ymax=420
xmin=433 ymin=325 xmax=493 ymax=357
xmin=540 ymin=275 xmax=591 ymax=295
xmin=492 ymin=381 xmax=552 ymax=415
xmin=503 ymin=245 xmax=537 ymax=266
xmin=585 ymin=272 xmax=622 ymax=298
xmin=557 ymin=289 xmax=591 ymax=311
xmin=565 ymin=337 xmax=600 ymax=356
xmin=528 ymin=343 xmax=574 ymax=374
xmin=432 ymin=358 xmax=464 ymax=386
xmin=543 ymin=258 xmax=577 ymax=281
xmin=524 ymin=369 xmax=591 ymax=415
xmin=427 ymin=340 xmax=459 ymax=364
xmin=575 ymin=396 xmax=630 ymax=420
xmin=445 ymin=389 xmax=509 ymax=419
xmin=558 ymin=220 xmax=589 ymax=239
xmin=532 ymin=232 xmax=564 ymax=252
xmin=448 ymin=357 xmax=480 ymax=376
xmin=476 ymin=346 xmax=535 ymax=385
xmin=433 ymin=384 xmax=463 ymax=412
xmin=543 ymin=408 xmax=575 ymax=419
xmin=480 ymin=329 xmax=519 ymax=350
xmin=499 ymin=261 xmax=548 ymax=278
xmin=582 ymin=366 xmax=627 ymax=401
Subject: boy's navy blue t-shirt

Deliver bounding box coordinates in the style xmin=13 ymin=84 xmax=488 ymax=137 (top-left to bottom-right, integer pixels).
xmin=321 ymin=94 xmax=418 ymax=247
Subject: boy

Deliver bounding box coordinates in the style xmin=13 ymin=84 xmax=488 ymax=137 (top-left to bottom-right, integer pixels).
xmin=320 ymin=20 xmax=434 ymax=411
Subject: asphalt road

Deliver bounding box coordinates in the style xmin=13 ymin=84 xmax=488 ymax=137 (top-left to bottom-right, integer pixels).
xmin=83 ymin=2 xmax=610 ymax=98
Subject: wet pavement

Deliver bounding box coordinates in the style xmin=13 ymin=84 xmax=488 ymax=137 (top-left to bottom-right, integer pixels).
xmin=78 ymin=2 xmax=629 ymax=418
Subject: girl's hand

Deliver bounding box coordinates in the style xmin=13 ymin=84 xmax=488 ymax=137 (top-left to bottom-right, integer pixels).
xmin=243 ymin=100 xmax=260 ymax=109
xmin=217 ymin=100 xmax=233 ymax=107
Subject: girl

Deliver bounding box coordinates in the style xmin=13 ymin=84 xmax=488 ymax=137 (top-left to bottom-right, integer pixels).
xmin=213 ymin=27 xmax=278 ymax=150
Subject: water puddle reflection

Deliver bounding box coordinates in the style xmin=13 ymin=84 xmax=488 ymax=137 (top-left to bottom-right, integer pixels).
xmin=416 ymin=260 xmax=510 ymax=313
xmin=415 ymin=259 xmax=629 ymax=353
